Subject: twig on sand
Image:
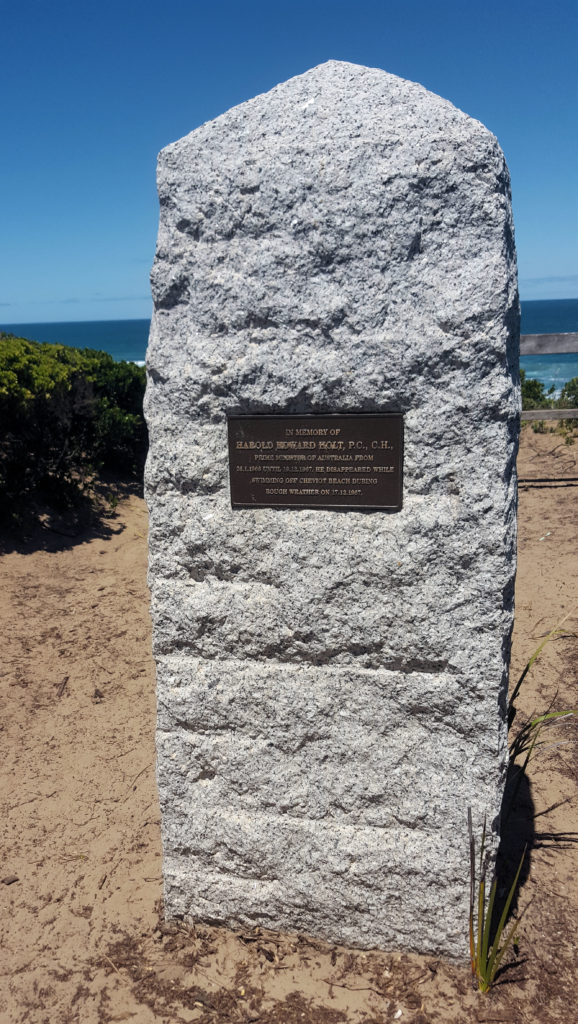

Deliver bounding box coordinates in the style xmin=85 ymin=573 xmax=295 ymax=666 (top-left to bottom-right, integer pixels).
xmin=320 ymin=977 xmax=386 ymax=997
xmin=57 ymin=675 xmax=69 ymax=697
xmin=102 ymin=954 xmax=126 ymax=981
xmin=124 ymin=764 xmax=153 ymax=797
xmin=475 ymin=1016 xmax=521 ymax=1023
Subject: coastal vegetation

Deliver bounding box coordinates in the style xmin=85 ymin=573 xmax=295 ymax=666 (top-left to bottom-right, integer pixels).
xmin=1 ymin=332 xmax=576 ymax=529
xmin=521 ymin=367 xmax=578 ymax=410
xmin=0 ymin=333 xmax=146 ymax=527
xmin=521 ymin=369 xmax=578 ymax=439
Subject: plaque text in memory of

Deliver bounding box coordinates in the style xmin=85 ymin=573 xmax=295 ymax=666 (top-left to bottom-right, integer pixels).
xmin=228 ymin=414 xmax=403 ymax=510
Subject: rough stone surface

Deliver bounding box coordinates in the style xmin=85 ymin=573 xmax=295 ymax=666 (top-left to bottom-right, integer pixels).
xmin=145 ymin=60 xmax=520 ymax=958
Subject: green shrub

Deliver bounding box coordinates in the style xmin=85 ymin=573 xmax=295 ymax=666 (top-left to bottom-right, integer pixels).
xmin=520 ymin=368 xmax=554 ymax=410
xmin=0 ymin=333 xmax=147 ymax=523
xmin=558 ymin=376 xmax=578 ymax=408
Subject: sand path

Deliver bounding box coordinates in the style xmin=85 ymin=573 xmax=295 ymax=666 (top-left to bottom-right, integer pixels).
xmin=1 ymin=427 xmax=576 ymax=1023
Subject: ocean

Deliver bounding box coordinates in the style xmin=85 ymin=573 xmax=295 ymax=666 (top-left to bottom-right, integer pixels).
xmin=2 ymin=298 xmax=578 ymax=392
xmin=519 ymin=299 xmax=578 ymax=392
xmin=0 ymin=318 xmax=150 ymax=365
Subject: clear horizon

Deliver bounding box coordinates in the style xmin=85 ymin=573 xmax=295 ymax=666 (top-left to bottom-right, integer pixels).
xmin=3 ymin=1 xmax=577 ymax=322
xmin=3 ymin=297 xmax=577 ymax=330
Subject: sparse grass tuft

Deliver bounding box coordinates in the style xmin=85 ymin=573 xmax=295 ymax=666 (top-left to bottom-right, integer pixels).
xmin=467 ymin=613 xmax=576 ymax=988
xmin=468 ymin=809 xmax=527 ymax=993
xmin=508 ymin=613 xmax=577 ymax=730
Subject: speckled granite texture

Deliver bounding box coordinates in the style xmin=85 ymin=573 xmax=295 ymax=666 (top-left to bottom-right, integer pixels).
xmin=145 ymin=60 xmax=520 ymax=957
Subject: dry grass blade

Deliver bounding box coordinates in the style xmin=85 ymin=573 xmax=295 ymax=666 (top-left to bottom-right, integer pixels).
xmin=510 ymin=710 xmax=576 ymax=764
xmin=468 ymin=807 xmax=476 ymax=974
xmin=508 ymin=610 xmax=577 ymax=729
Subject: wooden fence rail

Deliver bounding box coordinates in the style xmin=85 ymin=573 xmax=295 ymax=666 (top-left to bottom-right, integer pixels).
xmin=521 ymin=408 xmax=578 ymax=420
xmin=520 ymin=333 xmax=578 ymax=355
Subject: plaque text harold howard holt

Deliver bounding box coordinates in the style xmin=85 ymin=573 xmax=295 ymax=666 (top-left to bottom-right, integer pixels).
xmin=228 ymin=414 xmax=403 ymax=510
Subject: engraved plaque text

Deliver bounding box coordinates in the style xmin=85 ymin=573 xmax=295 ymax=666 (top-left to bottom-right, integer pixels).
xmin=227 ymin=414 xmax=403 ymax=510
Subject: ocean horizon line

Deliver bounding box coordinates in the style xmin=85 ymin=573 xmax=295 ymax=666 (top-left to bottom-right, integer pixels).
xmin=3 ymin=299 xmax=578 ymax=395
xmin=2 ymin=295 xmax=578 ymax=329
xmin=1 ymin=316 xmax=151 ymax=327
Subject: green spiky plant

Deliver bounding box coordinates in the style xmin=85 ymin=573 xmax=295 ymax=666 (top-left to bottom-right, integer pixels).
xmin=509 ymin=708 xmax=575 ymax=765
xmin=468 ymin=809 xmax=527 ymax=993
xmin=468 ymin=613 xmax=576 ymax=990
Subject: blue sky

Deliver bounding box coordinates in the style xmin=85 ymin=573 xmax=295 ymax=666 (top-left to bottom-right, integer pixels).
xmin=2 ymin=0 xmax=577 ymax=324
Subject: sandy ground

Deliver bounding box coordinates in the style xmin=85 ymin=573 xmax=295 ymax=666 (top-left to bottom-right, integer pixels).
xmin=0 ymin=425 xmax=576 ymax=1024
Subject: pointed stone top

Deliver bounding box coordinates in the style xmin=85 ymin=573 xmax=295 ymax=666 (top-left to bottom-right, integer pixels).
xmin=162 ymin=59 xmax=490 ymax=163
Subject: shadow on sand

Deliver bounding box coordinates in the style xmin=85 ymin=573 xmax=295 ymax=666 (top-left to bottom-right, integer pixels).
xmin=0 ymin=475 xmax=143 ymax=556
xmin=496 ymin=763 xmax=535 ymax=915
xmin=492 ymin=743 xmax=578 ymax=986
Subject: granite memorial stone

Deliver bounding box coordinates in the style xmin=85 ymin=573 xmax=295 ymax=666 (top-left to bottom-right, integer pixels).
xmin=145 ymin=60 xmax=520 ymax=957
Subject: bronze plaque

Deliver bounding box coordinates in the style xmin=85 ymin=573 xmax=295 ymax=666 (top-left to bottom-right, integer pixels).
xmin=227 ymin=414 xmax=403 ymax=510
